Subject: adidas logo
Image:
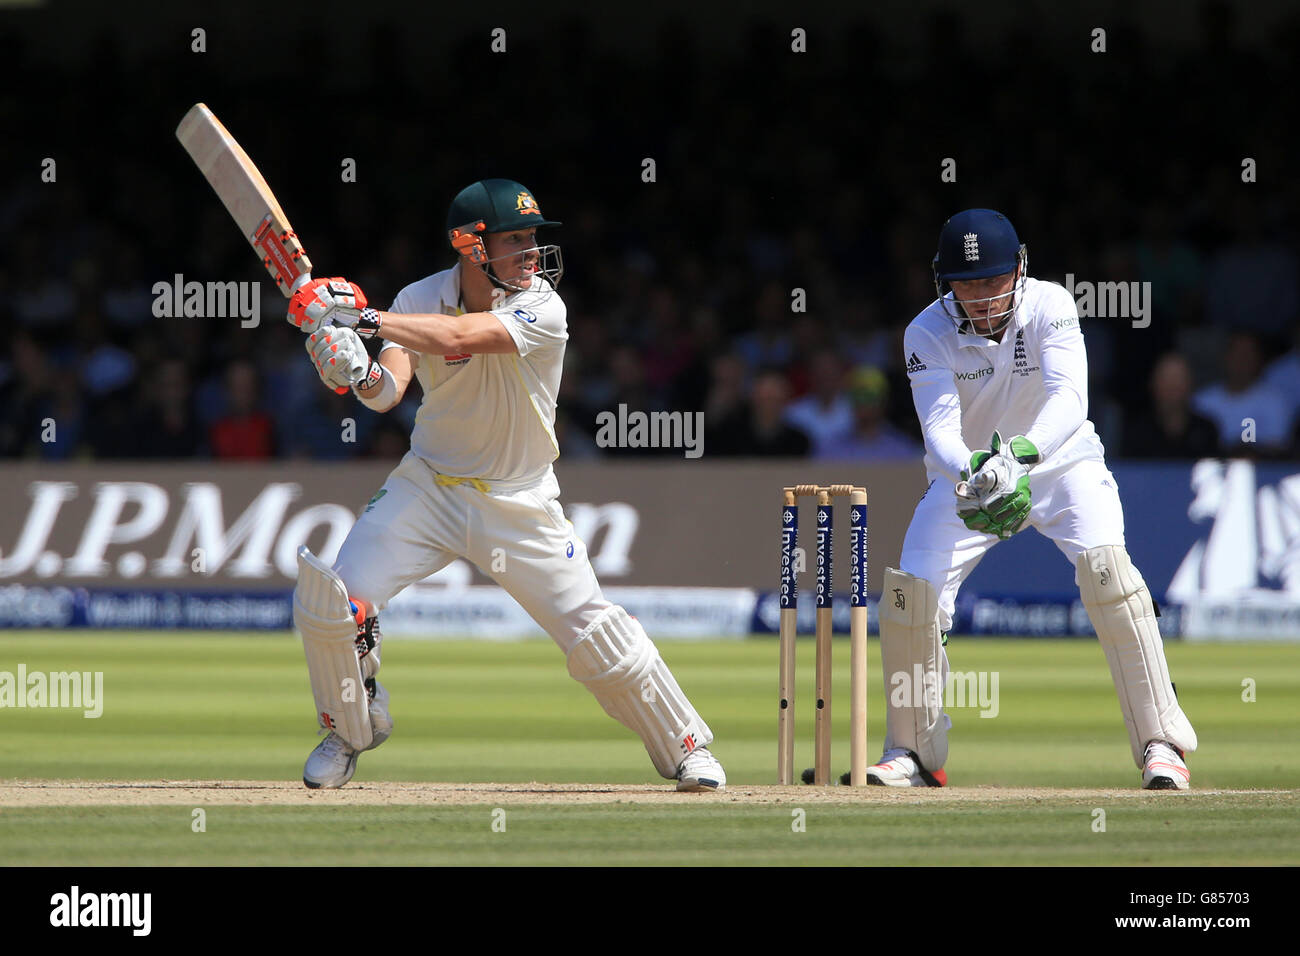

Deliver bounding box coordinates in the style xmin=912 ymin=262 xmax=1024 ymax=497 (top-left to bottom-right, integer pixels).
xmin=906 ymin=352 xmax=927 ymax=374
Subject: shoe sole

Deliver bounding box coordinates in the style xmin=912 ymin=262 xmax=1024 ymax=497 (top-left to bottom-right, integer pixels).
xmin=866 ymin=771 xmax=947 ymax=788
xmin=676 ymin=779 xmax=724 ymax=792
xmin=866 ymin=772 xmax=905 ymax=787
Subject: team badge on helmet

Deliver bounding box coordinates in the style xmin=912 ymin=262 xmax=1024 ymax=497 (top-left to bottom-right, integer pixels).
xmin=516 ymin=191 xmax=541 ymax=215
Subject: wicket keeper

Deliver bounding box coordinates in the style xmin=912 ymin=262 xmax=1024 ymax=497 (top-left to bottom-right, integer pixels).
xmin=869 ymin=209 xmax=1196 ymax=790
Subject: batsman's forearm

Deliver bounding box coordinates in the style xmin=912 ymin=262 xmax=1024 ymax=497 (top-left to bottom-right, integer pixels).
xmin=374 ymin=311 xmax=464 ymax=354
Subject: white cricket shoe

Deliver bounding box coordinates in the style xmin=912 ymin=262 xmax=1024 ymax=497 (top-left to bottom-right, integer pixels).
xmin=866 ymin=747 xmax=948 ymax=787
xmin=302 ymin=680 xmax=393 ymax=789
xmin=676 ymin=747 xmax=726 ymax=791
xmin=303 ymin=732 xmax=359 ymax=789
xmin=1142 ymin=740 xmax=1190 ymax=790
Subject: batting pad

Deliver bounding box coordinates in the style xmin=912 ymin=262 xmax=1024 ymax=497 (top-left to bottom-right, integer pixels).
xmin=879 ymin=568 xmax=949 ymax=772
xmin=566 ymin=605 xmax=713 ymax=778
xmin=294 ymin=546 xmax=373 ymax=752
xmin=1078 ymin=545 xmax=1197 ymax=767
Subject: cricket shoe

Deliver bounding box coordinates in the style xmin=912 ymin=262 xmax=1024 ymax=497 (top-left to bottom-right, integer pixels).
xmin=302 ymin=680 xmax=393 ymax=789
xmin=1142 ymin=740 xmax=1190 ymax=791
xmin=676 ymin=747 xmax=726 ymax=791
xmin=303 ymin=732 xmax=359 ymax=789
xmin=866 ymin=748 xmax=948 ymax=787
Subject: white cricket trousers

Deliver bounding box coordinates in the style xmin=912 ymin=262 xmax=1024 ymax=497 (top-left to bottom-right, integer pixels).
xmin=333 ymin=451 xmax=611 ymax=651
xmin=901 ymin=457 xmax=1127 ymax=632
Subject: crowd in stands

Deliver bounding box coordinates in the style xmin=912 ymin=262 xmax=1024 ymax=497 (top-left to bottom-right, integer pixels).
xmin=3 ymin=3 xmax=1297 ymax=463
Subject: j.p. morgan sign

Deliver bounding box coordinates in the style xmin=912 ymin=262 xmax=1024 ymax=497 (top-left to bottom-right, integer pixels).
xmin=0 ymin=462 xmax=926 ymax=592
xmin=0 ymin=464 xmax=660 ymax=591
xmin=3 ymin=473 xmax=361 ymax=588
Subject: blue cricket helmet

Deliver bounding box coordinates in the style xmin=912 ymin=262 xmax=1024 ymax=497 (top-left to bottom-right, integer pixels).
xmin=932 ymin=208 xmax=1028 ymax=336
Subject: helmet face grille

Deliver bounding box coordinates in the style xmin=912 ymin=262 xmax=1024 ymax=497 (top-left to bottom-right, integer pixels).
xmin=483 ymin=243 xmax=564 ymax=295
xmin=934 ymin=245 xmax=1028 ymax=338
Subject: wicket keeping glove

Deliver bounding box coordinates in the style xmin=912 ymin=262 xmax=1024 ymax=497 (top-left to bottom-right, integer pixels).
xmin=288 ymin=277 xmax=381 ymax=338
xmin=955 ymin=444 xmax=998 ymax=534
xmin=980 ymin=431 xmax=1040 ymax=538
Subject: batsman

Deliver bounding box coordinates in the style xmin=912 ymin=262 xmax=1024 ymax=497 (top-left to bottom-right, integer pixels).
xmin=869 ymin=208 xmax=1196 ymax=790
xmin=283 ymin=179 xmax=725 ymax=791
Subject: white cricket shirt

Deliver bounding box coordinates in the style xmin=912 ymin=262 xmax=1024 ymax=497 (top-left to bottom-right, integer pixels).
xmin=380 ymin=263 xmax=567 ymax=482
xmin=902 ymin=277 xmax=1104 ymax=484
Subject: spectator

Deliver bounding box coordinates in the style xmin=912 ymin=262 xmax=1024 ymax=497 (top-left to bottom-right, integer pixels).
xmin=709 ymin=369 xmax=810 ymax=457
xmin=136 ymin=359 xmax=203 ymax=458
xmin=0 ymin=333 xmax=57 ymax=456
xmin=733 ymin=281 xmax=795 ymax=370
xmin=784 ymin=349 xmax=854 ymax=455
xmin=817 ymin=366 xmax=920 ymax=460
xmin=210 ymin=360 xmax=275 ymax=459
xmin=1192 ymin=331 xmax=1295 ymax=455
xmin=1260 ymin=326 xmax=1300 ymax=423
xmin=35 ymin=367 xmax=88 ymax=460
xmin=1120 ymin=353 xmax=1220 ymax=459
xmin=1202 ymin=200 xmax=1299 ymax=340
xmin=703 ymin=353 xmax=749 ymax=435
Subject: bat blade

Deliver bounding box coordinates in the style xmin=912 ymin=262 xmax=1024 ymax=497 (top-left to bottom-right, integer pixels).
xmin=176 ymin=102 xmax=313 ymax=297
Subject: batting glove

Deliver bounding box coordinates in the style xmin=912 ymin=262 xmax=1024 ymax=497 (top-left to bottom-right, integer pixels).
xmin=306 ymin=326 xmax=370 ymax=391
xmin=289 ymin=277 xmax=380 ymax=337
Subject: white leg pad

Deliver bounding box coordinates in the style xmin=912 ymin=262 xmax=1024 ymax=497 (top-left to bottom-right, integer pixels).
xmin=294 ymin=546 xmax=373 ymax=752
xmin=1078 ymin=545 xmax=1197 ymax=767
xmin=566 ymin=605 xmax=713 ymax=778
xmin=879 ymin=567 xmax=949 ymax=772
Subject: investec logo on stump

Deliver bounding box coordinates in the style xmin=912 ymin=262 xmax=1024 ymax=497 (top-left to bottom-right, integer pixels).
xmin=50 ymin=886 xmax=151 ymax=936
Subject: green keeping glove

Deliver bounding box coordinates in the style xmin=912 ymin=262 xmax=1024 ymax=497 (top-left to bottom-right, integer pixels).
xmin=980 ymin=433 xmax=1040 ymax=539
xmin=956 ymin=444 xmax=996 ymax=534
xmin=957 ymin=498 xmax=996 ymax=534
xmin=959 ymin=446 xmax=994 ymax=484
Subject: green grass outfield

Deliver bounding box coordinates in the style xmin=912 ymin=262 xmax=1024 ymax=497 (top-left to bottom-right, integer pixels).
xmin=1 ymin=632 xmax=1297 ymax=865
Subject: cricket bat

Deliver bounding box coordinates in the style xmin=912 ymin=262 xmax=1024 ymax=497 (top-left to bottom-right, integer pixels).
xmin=175 ymin=102 xmax=314 ymax=298
xmin=177 ymin=102 xmax=350 ymax=392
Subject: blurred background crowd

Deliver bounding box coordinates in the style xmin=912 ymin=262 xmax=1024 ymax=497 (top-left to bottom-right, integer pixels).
xmin=3 ymin=0 xmax=1298 ymax=463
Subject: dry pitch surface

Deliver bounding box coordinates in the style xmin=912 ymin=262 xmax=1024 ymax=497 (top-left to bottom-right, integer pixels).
xmin=2 ymin=779 xmax=1290 ymax=807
